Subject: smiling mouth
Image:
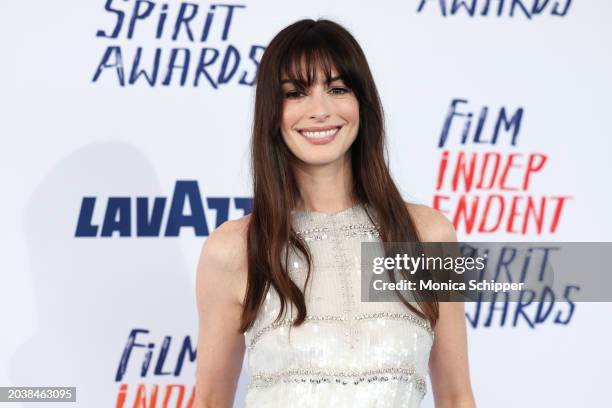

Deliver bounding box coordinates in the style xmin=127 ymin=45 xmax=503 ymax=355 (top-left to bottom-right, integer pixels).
xmin=298 ymin=126 xmax=341 ymax=139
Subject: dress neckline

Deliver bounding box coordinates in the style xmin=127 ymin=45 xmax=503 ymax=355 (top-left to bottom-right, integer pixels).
xmin=291 ymin=202 xmax=365 ymax=217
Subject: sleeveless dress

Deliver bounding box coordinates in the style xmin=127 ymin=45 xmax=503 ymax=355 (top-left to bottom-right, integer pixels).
xmin=243 ymin=203 xmax=435 ymax=407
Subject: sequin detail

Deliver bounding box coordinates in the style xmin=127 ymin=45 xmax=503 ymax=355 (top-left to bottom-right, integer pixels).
xmin=295 ymin=223 xmax=381 ymax=241
xmin=295 ymin=226 xmax=330 ymax=241
xmin=248 ymin=312 xmax=433 ymax=350
xmin=248 ymin=366 xmax=427 ymax=396
xmin=245 ymin=203 xmax=433 ymax=407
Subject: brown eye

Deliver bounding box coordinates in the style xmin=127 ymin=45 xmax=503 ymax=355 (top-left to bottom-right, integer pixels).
xmin=329 ymin=87 xmax=349 ymax=95
xmin=284 ymin=90 xmax=304 ymax=99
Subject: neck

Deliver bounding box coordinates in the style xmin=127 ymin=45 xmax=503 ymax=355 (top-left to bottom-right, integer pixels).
xmin=292 ymin=153 xmax=357 ymax=213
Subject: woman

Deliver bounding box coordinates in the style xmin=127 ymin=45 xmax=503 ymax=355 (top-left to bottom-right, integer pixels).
xmin=195 ymin=18 xmax=475 ymax=408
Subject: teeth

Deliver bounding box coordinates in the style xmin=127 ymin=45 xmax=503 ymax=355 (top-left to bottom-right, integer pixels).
xmin=300 ymin=127 xmax=339 ymax=138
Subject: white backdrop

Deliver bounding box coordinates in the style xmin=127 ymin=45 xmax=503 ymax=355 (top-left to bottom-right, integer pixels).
xmin=2 ymin=0 xmax=611 ymax=407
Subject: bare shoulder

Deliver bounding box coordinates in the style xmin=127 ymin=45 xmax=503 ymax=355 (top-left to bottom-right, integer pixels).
xmin=196 ymin=214 xmax=250 ymax=305
xmin=199 ymin=214 xmax=250 ymax=262
xmin=405 ymin=202 xmax=457 ymax=242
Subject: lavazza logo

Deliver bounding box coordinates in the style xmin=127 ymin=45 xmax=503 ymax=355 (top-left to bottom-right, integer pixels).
xmin=74 ymin=181 xmax=252 ymax=237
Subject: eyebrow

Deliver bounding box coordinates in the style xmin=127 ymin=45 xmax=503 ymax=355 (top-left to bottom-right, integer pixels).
xmin=280 ymin=75 xmax=343 ymax=86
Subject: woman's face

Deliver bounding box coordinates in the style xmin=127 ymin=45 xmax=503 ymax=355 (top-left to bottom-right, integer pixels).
xmin=280 ymin=67 xmax=359 ymax=167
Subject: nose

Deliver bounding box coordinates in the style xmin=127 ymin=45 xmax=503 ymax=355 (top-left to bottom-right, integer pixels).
xmin=307 ymin=89 xmax=331 ymax=121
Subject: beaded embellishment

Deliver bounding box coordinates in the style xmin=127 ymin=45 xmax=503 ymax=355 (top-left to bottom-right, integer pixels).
xmin=248 ymin=312 xmax=434 ymax=350
xmin=248 ymin=366 xmax=427 ymax=395
xmin=295 ymin=223 xmax=381 ymax=241
xmin=246 ymin=204 xmax=432 ymax=401
xmin=295 ymin=226 xmax=329 ymax=241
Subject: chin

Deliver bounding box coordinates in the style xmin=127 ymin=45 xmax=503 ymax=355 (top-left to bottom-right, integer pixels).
xmin=297 ymin=151 xmax=346 ymax=166
xmin=283 ymin=136 xmax=353 ymax=166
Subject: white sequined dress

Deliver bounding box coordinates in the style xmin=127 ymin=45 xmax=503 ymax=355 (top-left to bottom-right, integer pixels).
xmin=243 ymin=203 xmax=434 ymax=407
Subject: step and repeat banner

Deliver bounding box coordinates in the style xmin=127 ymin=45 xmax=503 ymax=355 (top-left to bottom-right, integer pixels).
xmin=2 ymin=1 xmax=611 ymax=407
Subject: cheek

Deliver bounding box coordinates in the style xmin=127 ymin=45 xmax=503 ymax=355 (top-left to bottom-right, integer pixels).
xmin=281 ymin=104 xmax=299 ymax=133
xmin=339 ymin=99 xmax=360 ymax=125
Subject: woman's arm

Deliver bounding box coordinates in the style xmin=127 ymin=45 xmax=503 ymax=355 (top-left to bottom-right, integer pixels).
xmin=407 ymin=204 xmax=476 ymax=407
xmin=429 ymin=301 xmax=475 ymax=408
xmin=194 ymin=218 xmax=249 ymax=408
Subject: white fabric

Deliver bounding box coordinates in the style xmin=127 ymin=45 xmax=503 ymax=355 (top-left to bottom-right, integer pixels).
xmin=244 ymin=203 xmax=434 ymax=407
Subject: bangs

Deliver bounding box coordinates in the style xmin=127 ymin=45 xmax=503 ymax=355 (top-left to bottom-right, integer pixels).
xmin=279 ymin=37 xmax=351 ymax=89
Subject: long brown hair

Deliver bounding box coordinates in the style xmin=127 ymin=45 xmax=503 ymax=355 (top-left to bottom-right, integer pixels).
xmin=240 ymin=18 xmax=438 ymax=333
